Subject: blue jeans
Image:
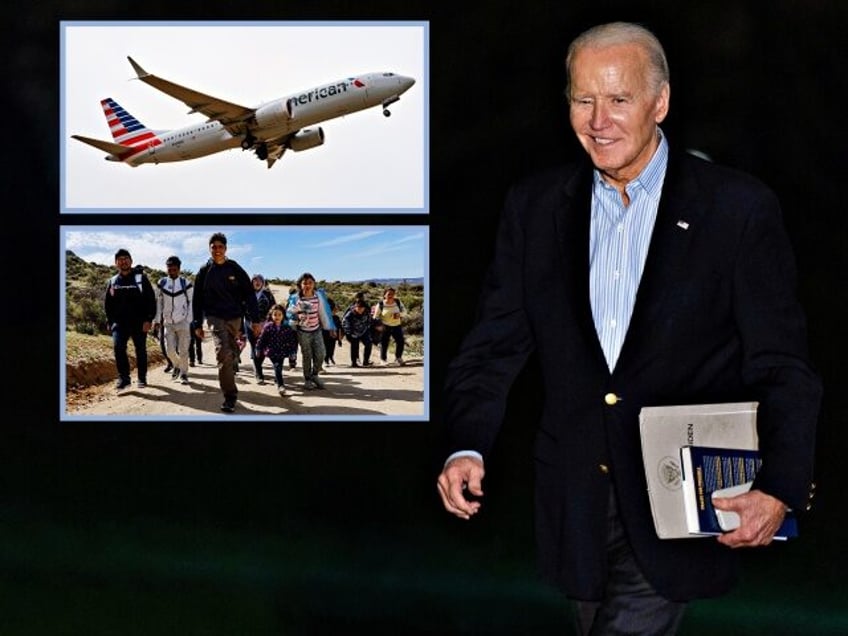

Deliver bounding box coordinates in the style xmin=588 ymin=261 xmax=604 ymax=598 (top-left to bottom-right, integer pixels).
xmin=297 ymin=329 xmax=325 ymax=382
xmin=112 ymin=324 xmax=148 ymax=383
xmin=271 ymin=360 xmax=286 ymax=387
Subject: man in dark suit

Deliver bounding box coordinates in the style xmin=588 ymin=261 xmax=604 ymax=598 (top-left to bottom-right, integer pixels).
xmin=436 ymin=22 xmax=821 ymax=634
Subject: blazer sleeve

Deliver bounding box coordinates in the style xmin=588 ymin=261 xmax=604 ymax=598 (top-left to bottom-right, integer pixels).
xmin=442 ymin=186 xmax=538 ymax=459
xmin=733 ymin=189 xmax=822 ymax=512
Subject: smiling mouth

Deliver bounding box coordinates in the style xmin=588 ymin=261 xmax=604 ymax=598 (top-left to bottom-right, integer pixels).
xmin=591 ymin=136 xmax=616 ymax=146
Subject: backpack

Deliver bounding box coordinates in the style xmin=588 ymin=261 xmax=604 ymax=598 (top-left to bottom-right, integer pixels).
xmin=157 ymin=276 xmax=192 ymax=320
xmin=157 ymin=276 xmax=190 ymax=298
xmin=375 ymin=298 xmax=405 ymax=318
xmin=109 ymin=270 xmax=144 ymax=294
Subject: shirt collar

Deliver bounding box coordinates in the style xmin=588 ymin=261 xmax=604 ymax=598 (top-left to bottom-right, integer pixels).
xmin=592 ymin=127 xmax=669 ymax=200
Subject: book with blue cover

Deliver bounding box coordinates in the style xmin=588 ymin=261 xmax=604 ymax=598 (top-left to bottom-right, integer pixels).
xmin=680 ymin=445 xmax=798 ymax=539
xmin=639 ymin=402 xmax=760 ymax=539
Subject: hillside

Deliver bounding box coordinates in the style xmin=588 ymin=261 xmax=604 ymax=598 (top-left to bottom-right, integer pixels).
xmin=64 ymin=250 xmax=424 ymax=337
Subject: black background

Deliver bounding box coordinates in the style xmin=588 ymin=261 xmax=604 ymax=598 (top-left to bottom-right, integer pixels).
xmin=6 ymin=1 xmax=848 ymax=633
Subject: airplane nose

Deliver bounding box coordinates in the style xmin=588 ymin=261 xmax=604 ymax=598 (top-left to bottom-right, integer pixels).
xmin=399 ymin=76 xmax=415 ymax=92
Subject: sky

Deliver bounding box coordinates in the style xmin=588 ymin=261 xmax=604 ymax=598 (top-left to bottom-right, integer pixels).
xmin=63 ymin=226 xmax=427 ymax=283
xmin=61 ymin=21 xmax=427 ymax=212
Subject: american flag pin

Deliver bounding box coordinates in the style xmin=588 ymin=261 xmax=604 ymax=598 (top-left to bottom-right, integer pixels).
xmin=676 ymin=220 xmax=690 ymax=230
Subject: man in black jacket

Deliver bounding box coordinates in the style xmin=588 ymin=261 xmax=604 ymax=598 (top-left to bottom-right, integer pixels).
xmin=436 ymin=22 xmax=821 ymax=635
xmin=193 ymin=233 xmax=261 ymax=413
xmin=104 ymin=248 xmax=157 ymax=390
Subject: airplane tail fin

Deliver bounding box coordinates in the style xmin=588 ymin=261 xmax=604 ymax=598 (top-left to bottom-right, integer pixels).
xmin=100 ymin=97 xmax=159 ymax=147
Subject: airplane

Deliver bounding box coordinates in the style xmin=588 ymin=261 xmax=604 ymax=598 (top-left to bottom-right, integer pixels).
xmin=72 ymin=56 xmax=416 ymax=169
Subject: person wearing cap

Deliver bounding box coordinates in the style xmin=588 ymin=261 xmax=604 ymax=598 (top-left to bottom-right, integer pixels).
xmin=104 ymin=248 xmax=157 ymax=391
xmin=153 ymin=255 xmax=194 ymax=385
xmin=192 ymin=233 xmax=261 ymax=413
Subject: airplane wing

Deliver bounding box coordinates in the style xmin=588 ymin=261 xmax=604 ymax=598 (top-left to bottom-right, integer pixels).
xmin=71 ymin=134 xmax=131 ymax=156
xmin=127 ymin=56 xmax=254 ymax=136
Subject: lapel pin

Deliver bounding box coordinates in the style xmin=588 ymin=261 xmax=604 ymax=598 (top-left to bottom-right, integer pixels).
xmin=676 ymin=220 xmax=690 ymax=230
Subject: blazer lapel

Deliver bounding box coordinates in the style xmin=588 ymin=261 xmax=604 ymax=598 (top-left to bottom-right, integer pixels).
xmin=552 ymin=162 xmax=608 ymax=368
xmin=615 ymin=152 xmax=705 ymax=371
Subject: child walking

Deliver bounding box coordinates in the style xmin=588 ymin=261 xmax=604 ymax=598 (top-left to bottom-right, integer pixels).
xmin=255 ymin=304 xmax=298 ymax=395
xmin=286 ymin=273 xmax=336 ymax=390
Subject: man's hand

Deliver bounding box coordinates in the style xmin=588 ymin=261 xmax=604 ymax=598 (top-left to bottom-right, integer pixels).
xmin=142 ymin=321 xmax=152 ymax=334
xmin=195 ymin=327 xmax=205 ymax=340
xmin=712 ymin=488 xmax=787 ymax=548
xmin=436 ymin=456 xmax=485 ymax=520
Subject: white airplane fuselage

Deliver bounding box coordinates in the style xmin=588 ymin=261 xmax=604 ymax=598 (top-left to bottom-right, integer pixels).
xmin=112 ymin=72 xmax=414 ymax=166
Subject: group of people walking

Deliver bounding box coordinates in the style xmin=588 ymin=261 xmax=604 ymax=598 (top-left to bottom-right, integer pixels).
xmin=104 ymin=233 xmax=410 ymax=413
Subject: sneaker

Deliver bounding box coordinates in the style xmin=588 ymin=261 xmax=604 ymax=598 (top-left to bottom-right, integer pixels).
xmin=171 ymin=369 xmax=180 ymax=380
xmin=256 ymin=377 xmax=266 ymax=385
xmin=137 ymin=380 xmax=147 ymax=389
xmin=180 ymin=374 xmax=189 ymax=385
xmin=377 ymin=359 xmax=387 ymax=366
xmin=164 ymin=363 xmax=173 ymax=373
xmin=363 ymin=360 xmax=374 ymax=367
xmin=220 ymin=398 xmax=236 ymax=413
xmin=313 ymin=376 xmax=325 ymax=389
xmin=351 ymin=361 xmax=359 ymax=368
xmin=277 ymin=385 xmax=287 ymax=396
xmin=116 ymin=378 xmax=131 ymax=391
xmin=189 ymin=360 xmax=196 ymax=367
xmin=396 ymin=357 xmax=406 ymax=366
xmin=289 ymin=360 xmax=297 ymax=370
xmin=303 ymin=380 xmax=317 ymax=390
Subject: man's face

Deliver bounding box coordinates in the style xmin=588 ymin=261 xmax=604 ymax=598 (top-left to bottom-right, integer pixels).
xmin=252 ymin=278 xmax=262 ymax=290
xmin=167 ymin=263 xmax=180 ymax=278
xmin=115 ymin=254 xmax=132 ymax=274
xmin=209 ymin=241 xmax=227 ymax=264
xmin=568 ymin=43 xmax=669 ymax=189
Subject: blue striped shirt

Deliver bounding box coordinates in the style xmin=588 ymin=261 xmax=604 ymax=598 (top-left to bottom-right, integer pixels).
xmin=589 ymin=131 xmax=669 ymax=370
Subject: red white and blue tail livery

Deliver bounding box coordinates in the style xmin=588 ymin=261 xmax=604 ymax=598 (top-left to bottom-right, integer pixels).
xmin=72 ymin=57 xmax=415 ymax=169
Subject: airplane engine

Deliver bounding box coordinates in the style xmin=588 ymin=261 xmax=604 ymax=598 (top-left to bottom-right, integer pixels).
xmin=254 ymin=99 xmax=289 ymax=129
xmin=288 ymin=128 xmax=325 ymax=152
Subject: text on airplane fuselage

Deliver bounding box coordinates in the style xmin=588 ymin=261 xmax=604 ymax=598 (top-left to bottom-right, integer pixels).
xmin=286 ymin=78 xmax=365 ymax=109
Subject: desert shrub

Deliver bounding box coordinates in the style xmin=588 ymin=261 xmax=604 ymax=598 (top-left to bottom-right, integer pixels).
xmin=66 ymin=288 xmax=108 ymax=334
xmin=404 ymin=307 xmax=424 ymax=335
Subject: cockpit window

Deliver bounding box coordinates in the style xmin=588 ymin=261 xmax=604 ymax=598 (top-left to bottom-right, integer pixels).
xmin=382 ymin=72 xmax=395 ymax=77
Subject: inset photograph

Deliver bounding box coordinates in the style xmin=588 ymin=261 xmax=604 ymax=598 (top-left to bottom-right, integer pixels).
xmin=61 ymin=21 xmax=427 ymax=212
xmin=61 ymin=226 xmax=427 ymax=420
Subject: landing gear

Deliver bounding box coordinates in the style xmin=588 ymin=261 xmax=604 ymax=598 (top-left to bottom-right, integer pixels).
xmin=241 ymin=133 xmax=255 ymax=150
xmin=381 ymin=95 xmax=400 ymax=118
xmin=255 ymin=143 xmax=268 ymax=161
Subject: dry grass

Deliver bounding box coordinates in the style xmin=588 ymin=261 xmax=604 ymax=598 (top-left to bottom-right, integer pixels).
xmin=65 ymin=331 xmax=115 ymax=366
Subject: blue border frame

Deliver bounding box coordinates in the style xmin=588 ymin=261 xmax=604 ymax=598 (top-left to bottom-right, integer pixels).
xmin=60 ymin=225 xmax=429 ymax=421
xmin=60 ymin=20 xmax=430 ymax=214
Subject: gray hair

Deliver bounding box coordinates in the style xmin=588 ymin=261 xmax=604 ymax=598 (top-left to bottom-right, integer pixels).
xmin=565 ymin=22 xmax=670 ymax=99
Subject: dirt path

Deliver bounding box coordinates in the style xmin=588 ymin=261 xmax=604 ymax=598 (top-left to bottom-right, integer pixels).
xmin=65 ymin=354 xmax=425 ymax=419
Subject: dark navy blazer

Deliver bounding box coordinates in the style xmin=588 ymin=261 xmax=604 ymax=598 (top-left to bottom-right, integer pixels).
xmin=443 ymin=149 xmax=821 ymax=601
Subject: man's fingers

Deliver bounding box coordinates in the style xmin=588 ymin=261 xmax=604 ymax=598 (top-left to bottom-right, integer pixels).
xmin=436 ymin=458 xmax=485 ymax=519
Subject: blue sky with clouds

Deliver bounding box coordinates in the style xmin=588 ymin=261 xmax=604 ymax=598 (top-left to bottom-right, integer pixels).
xmin=63 ymin=226 xmax=427 ymax=282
